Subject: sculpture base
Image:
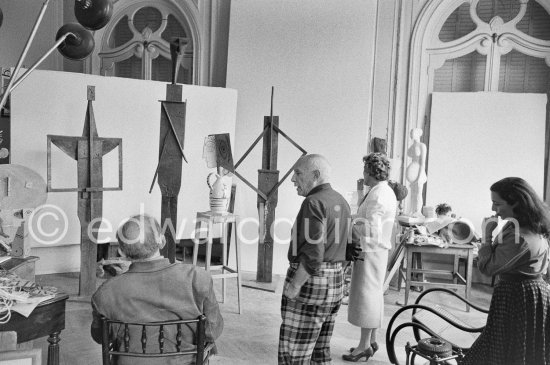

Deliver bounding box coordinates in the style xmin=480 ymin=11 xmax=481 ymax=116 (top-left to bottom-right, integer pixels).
xmin=241 ymin=271 xmax=280 ymax=293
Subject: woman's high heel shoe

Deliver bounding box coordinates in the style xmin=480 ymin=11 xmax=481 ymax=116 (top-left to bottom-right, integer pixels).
xmin=343 ymin=343 xmax=379 ymax=362
xmin=342 ymin=348 xmax=373 ymax=362
xmin=349 ymin=342 xmax=379 ymax=354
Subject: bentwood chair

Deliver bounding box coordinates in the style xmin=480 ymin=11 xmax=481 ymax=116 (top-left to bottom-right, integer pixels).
xmin=386 ymin=288 xmax=489 ymax=365
xmin=100 ymin=315 xmax=213 ymax=365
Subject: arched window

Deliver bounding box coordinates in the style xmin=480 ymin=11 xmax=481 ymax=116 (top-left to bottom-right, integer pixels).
xmin=90 ymin=0 xmax=199 ymax=84
xmin=433 ymin=0 xmax=550 ymax=93
xmin=407 ymin=0 xmax=550 ymax=198
xmin=407 ymin=0 xmax=550 ymax=128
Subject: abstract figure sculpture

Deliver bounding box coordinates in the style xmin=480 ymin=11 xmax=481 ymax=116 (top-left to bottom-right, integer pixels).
xmin=406 ymin=128 xmax=427 ymax=215
xmin=149 ymin=37 xmax=188 ymax=263
xmin=204 ymin=88 xmax=307 ymax=290
xmin=47 ymin=86 xmax=122 ymax=298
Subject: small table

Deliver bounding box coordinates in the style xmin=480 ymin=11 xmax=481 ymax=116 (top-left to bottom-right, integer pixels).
xmin=0 ymin=293 xmax=69 ymax=365
xmin=403 ymin=243 xmax=474 ymax=311
xmin=192 ymin=211 xmax=242 ymax=314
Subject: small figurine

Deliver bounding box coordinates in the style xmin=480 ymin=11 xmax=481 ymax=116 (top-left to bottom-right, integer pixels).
xmin=406 ymin=128 xmax=427 ymax=215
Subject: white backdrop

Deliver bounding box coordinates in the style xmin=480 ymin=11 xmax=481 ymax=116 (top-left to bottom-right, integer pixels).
xmin=226 ymin=0 xmax=378 ymax=274
xmin=11 ymin=70 xmax=237 ymax=247
xmin=426 ymin=92 xmax=547 ymax=234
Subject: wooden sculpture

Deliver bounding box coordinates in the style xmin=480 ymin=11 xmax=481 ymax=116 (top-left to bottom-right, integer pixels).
xmin=208 ymin=88 xmax=306 ymax=290
xmin=148 ymin=37 xmax=188 ymax=263
xmin=47 ymin=85 xmax=122 ymax=297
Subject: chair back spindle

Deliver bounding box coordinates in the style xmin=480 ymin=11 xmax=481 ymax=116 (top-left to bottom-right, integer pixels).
xmin=196 ymin=315 xmax=206 ymax=364
xmin=123 ymin=324 xmax=130 ymax=352
xmin=100 ymin=315 xmax=212 ymax=365
xmin=141 ymin=325 xmax=147 ymax=353
xmin=159 ymin=324 xmax=165 ymax=353
xmin=101 ymin=317 xmax=111 ymax=364
xmin=176 ymin=324 xmax=183 ymax=352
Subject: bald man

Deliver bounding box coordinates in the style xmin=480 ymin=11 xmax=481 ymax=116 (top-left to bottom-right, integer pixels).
xmin=279 ymin=154 xmax=358 ymax=364
xmin=90 ymin=214 xmax=223 ymax=365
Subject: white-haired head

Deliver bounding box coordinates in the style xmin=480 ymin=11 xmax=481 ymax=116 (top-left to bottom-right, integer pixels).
xmin=116 ymin=214 xmax=166 ymax=260
xmin=291 ymin=154 xmax=331 ymax=196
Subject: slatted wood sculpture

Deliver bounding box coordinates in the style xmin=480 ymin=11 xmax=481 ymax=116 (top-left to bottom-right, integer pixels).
xmin=206 ymin=88 xmax=306 ymax=290
xmin=47 ymin=85 xmax=122 ymax=297
xmin=148 ymin=38 xmax=188 ymax=263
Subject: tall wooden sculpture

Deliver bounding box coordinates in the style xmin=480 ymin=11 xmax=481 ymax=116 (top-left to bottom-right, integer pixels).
xmin=208 ymin=88 xmax=306 ymax=290
xmin=149 ymin=38 xmax=188 ymax=263
xmin=47 ymin=85 xmax=122 ymax=298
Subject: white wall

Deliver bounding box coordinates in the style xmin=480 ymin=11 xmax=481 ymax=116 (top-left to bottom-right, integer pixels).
xmin=427 ymin=92 xmax=547 ymax=234
xmin=9 ymin=70 xmax=237 ymax=274
xmin=226 ymin=0 xmax=377 ymax=274
xmin=0 ymin=0 xmax=64 ymax=74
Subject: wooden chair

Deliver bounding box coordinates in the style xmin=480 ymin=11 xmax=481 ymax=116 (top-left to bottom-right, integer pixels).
xmin=386 ymin=288 xmax=489 ymax=365
xmin=100 ymin=315 xmax=213 ymax=365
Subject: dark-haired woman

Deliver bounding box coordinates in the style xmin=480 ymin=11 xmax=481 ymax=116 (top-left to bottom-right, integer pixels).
xmin=343 ymin=153 xmax=397 ymax=362
xmin=462 ymin=177 xmax=550 ymax=365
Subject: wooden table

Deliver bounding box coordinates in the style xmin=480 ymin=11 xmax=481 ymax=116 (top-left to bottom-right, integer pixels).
xmin=0 ymin=293 xmax=69 ymax=365
xmin=403 ymin=243 xmax=474 ymax=311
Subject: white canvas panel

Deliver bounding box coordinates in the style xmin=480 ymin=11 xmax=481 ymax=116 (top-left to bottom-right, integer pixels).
xmin=10 ymin=70 xmax=237 ymax=246
xmin=426 ymin=92 xmax=547 ymax=234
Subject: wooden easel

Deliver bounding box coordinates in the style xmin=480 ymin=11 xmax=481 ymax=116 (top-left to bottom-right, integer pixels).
xmin=383 ymin=230 xmax=408 ymax=292
xmin=47 ymin=85 xmax=122 ymax=298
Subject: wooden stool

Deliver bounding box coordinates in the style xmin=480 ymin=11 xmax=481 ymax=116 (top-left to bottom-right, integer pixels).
xmin=192 ymin=211 xmax=242 ymax=314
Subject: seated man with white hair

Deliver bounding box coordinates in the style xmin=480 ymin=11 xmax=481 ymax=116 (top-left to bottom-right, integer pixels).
xmin=90 ymin=214 xmax=223 ymax=365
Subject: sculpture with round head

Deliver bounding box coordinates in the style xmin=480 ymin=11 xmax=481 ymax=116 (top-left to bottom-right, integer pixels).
xmin=410 ymin=128 xmax=423 ymax=141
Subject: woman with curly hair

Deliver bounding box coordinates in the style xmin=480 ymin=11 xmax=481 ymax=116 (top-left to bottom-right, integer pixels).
xmin=462 ymin=177 xmax=550 ymax=365
xmin=343 ymin=153 xmax=397 ymax=362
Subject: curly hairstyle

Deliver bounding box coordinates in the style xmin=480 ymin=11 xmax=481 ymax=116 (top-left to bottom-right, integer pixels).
xmin=490 ymin=177 xmax=550 ymax=237
xmin=363 ymin=152 xmax=390 ymax=181
xmin=435 ymin=203 xmax=452 ymax=216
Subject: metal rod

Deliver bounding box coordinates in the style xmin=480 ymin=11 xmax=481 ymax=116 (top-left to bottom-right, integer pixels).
xmin=267 ymin=167 xmax=294 ymax=198
xmin=10 ymin=33 xmax=73 ymax=92
xmin=272 ymin=124 xmax=307 ymax=154
xmin=234 ymin=125 xmax=269 ymax=169
xmin=161 ymin=103 xmax=188 ymax=163
xmin=269 ymin=86 xmax=274 ymax=170
xmin=232 ymin=170 xmax=268 ymax=200
xmin=0 ymin=0 xmax=52 ymax=111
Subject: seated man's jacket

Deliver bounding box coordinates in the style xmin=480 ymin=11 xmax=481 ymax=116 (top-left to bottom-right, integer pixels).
xmin=91 ymin=258 xmax=223 ymax=365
